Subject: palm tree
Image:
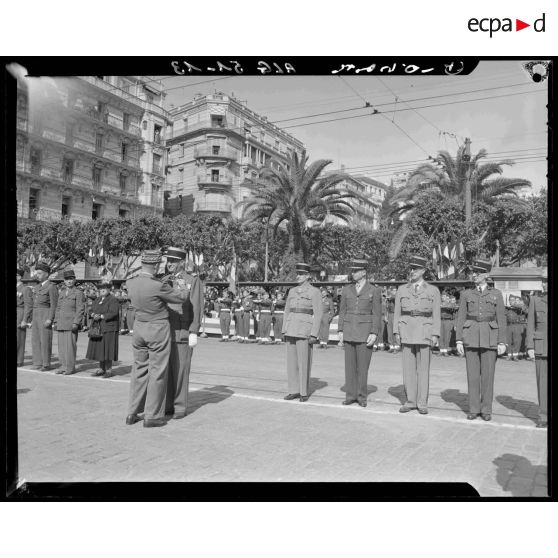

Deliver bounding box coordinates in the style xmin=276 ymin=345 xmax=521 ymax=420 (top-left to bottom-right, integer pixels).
xmin=387 ymin=146 xmax=532 ymax=258
xmin=238 ymin=150 xmax=357 ymax=260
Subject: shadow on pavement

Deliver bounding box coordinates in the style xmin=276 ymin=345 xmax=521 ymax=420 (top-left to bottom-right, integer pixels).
xmin=187 ymin=385 xmax=234 ymax=415
xmin=309 ymin=378 xmax=328 ymax=395
xmin=17 ymin=388 xmax=31 ymax=395
xmin=493 ymin=454 xmax=547 ymax=497
xmin=440 ymin=389 xmax=469 ymax=414
xmin=496 ymin=395 xmax=538 ymax=424
xmin=340 ymin=384 xmax=378 ymax=395
xmin=388 ymin=384 xmax=406 ymax=405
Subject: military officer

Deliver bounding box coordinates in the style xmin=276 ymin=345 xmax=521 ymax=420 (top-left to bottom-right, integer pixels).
xmin=241 ymin=290 xmax=255 ymax=343
xmin=126 ymin=250 xmax=189 ymax=428
xmin=282 ymin=262 xmax=323 ymax=402
xmin=456 ymin=259 xmax=507 ymax=421
xmin=216 ymin=289 xmax=233 ymax=341
xmin=53 ymin=270 xmax=85 ymax=375
xmin=232 ymin=294 xmax=243 ymax=341
xmin=526 ymin=268 xmax=548 ymax=428
xmin=17 ymin=267 xmax=33 ymax=367
xmin=337 ymin=258 xmax=382 ymax=407
xmin=394 ymin=255 xmax=441 ymax=414
xmin=162 ymin=247 xmax=204 ymax=420
xmin=31 ymin=262 xmax=59 ymax=371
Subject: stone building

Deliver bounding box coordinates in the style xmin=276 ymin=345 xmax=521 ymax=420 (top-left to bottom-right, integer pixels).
xmin=165 ymin=92 xmax=304 ymax=218
xmin=16 ymin=75 xmax=168 ymax=222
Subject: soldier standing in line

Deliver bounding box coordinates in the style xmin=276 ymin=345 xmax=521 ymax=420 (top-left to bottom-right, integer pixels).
xmin=439 ymin=290 xmax=454 ymax=357
xmin=318 ymin=287 xmax=334 ymax=349
xmin=337 ymin=258 xmax=382 ymax=407
xmin=394 ymin=255 xmax=441 ymax=415
xmin=241 ymin=290 xmax=255 ymax=343
xmin=505 ymin=295 xmax=523 ymax=361
xmin=282 ymin=263 xmax=323 ymax=402
xmin=455 ymin=259 xmax=507 ymax=421
xmin=17 ymin=267 xmax=33 ymax=367
xmin=526 ymin=268 xmax=548 ymax=428
xmin=163 ymin=247 xmax=204 ymax=421
xmin=53 ymin=270 xmax=85 ymax=375
xmin=272 ymin=290 xmax=286 ymax=344
xmin=126 ymin=250 xmax=189 ymax=428
xmin=232 ymin=292 xmax=243 ymax=341
xmin=31 ymin=262 xmax=59 ymax=371
xmin=257 ymin=290 xmax=273 ymax=344
xmin=216 ymin=289 xmax=233 ymax=342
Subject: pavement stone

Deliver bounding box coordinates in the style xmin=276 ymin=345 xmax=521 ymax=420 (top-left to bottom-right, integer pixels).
xmin=15 ymin=334 xmax=549 ymax=496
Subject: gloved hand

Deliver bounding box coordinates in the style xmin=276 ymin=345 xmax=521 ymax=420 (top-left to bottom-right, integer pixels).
xmin=366 ymin=333 xmax=377 ymax=347
xmin=71 ymin=324 xmax=79 ymax=333
xmin=497 ymin=343 xmax=507 ymax=356
xmin=188 ymin=333 xmax=198 ymax=347
xmin=456 ymin=341 xmax=465 ymax=356
xmin=431 ymin=335 xmax=439 ymax=347
xmin=44 ymin=319 xmax=52 ymax=328
xmin=527 ymin=349 xmax=535 ymax=360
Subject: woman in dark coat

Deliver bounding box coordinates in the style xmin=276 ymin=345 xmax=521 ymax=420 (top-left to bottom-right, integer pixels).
xmin=86 ymin=282 xmax=120 ymax=377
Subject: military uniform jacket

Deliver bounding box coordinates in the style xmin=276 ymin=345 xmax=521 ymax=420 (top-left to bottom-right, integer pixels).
xmin=394 ymin=281 xmax=441 ymax=345
xmin=127 ymin=272 xmax=189 ymax=324
xmin=282 ymin=282 xmax=323 ymax=338
xmin=257 ymin=298 xmax=273 ymax=315
xmin=321 ymin=297 xmax=335 ymax=322
xmin=455 ymin=287 xmax=506 ymax=349
xmin=215 ymin=298 xmax=233 ymax=314
xmin=242 ymin=296 xmax=255 ymax=314
xmin=55 ymin=286 xmax=85 ymax=330
xmin=17 ymin=282 xmax=33 ymax=324
xmin=338 ymin=282 xmax=382 ymax=343
xmin=32 ymin=280 xmax=59 ymax=321
xmin=164 ymin=271 xmax=204 ymax=341
xmin=526 ymin=294 xmax=547 ymax=357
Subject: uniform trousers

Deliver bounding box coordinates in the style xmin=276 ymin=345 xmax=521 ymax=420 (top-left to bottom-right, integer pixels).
xmin=386 ymin=313 xmax=395 ymax=344
xmin=165 ymin=341 xmax=193 ymax=416
xmin=440 ymin=319 xmax=453 ymax=350
xmin=126 ymin=308 xmax=136 ymax=331
xmin=402 ymin=344 xmax=431 ymax=409
xmin=286 ymin=336 xmax=313 ymax=396
xmin=128 ymin=320 xmax=171 ymax=420
xmin=344 ymin=342 xmax=373 ymax=402
xmin=519 ymin=324 xmax=527 ymax=353
xmin=234 ymin=311 xmax=244 ymax=337
xmin=464 ymin=348 xmax=497 ymax=415
xmin=535 ymin=358 xmax=547 ymax=421
xmin=219 ymin=312 xmax=231 ymax=336
xmin=273 ymin=315 xmax=284 ymax=340
xmin=241 ymin=313 xmax=251 ymax=338
xmin=259 ymin=313 xmax=272 ymax=338
xmin=57 ymin=330 xmax=78 ymax=372
xmin=32 ymin=308 xmax=53 ymax=367
xmin=17 ymin=327 xmax=27 ymax=365
xmin=507 ymin=323 xmax=523 ymax=353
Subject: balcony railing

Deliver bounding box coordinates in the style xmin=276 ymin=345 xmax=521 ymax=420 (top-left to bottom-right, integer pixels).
xmin=194 ymin=201 xmax=232 ymax=213
xmin=152 ymin=163 xmax=163 ymax=175
xmin=194 ymin=146 xmax=237 ymax=160
xmin=197 ymin=176 xmax=233 ymax=186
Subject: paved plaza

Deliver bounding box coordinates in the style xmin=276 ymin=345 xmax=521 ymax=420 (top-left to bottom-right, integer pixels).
xmin=16 ymin=334 xmax=548 ymax=496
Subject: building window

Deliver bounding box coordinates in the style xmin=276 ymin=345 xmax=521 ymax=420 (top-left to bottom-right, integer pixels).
xmin=211 ymin=169 xmax=220 ymax=182
xmin=154 ymin=125 xmax=162 ymax=144
xmin=118 ymin=208 xmax=128 ymax=218
xmin=212 ymin=145 xmax=220 ymax=155
xmin=30 ymin=147 xmax=41 ymax=175
xmin=146 ymin=93 xmax=154 ymax=103
xmin=92 ymin=167 xmax=102 ymax=189
xmin=152 ymin=154 xmax=162 ymax=174
xmin=95 ymin=132 xmax=104 ymax=154
xmin=123 ymin=113 xmax=130 ymax=131
xmin=244 ymin=124 xmax=251 ymax=135
xmin=97 ymin=101 xmax=107 ymax=122
xmin=62 ymin=159 xmax=74 ymax=184
xmin=121 ymin=142 xmax=128 ymax=164
xmin=92 ymin=203 xmax=102 ymax=220
xmin=119 ymin=173 xmax=127 ymax=192
xmin=61 ymin=196 xmax=71 ymax=217
xmin=142 ymin=120 xmax=147 ymax=130
xmin=275 ymin=140 xmax=279 ymax=150
xmin=29 ymin=188 xmax=39 ymax=213
xmin=211 ymin=115 xmax=224 ymax=128
xmin=180 ymin=143 xmax=185 ymax=157
xmin=183 ymin=117 xmax=188 ymax=130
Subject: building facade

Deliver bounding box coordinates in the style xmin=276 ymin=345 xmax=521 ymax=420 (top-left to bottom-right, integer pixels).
xmin=16 ymin=75 xmax=168 ymax=223
xmin=165 ymin=93 xmax=304 ymax=218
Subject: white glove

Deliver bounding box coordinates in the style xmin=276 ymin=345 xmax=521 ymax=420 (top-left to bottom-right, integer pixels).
xmin=456 ymin=341 xmax=464 ymax=356
xmin=366 ymin=333 xmax=377 ymax=347
xmin=527 ymin=349 xmax=535 ymax=360
xmin=497 ymin=343 xmax=507 ymax=356
xmin=338 ymin=332 xmax=343 ymax=344
xmin=188 ymin=333 xmax=198 ymax=347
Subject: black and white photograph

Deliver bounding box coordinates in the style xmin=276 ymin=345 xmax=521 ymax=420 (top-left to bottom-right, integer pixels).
xmin=5 ymin=56 xmax=550 ymax=498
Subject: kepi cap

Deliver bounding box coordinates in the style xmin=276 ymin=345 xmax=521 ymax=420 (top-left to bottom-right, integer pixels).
xmin=295 ymin=262 xmax=311 ymax=274
xmin=349 ymin=257 xmax=368 ymax=271
xmin=409 ymin=255 xmax=428 ymax=269
xmin=35 ymin=262 xmax=51 ymax=274
xmin=141 ymin=250 xmax=162 ymax=264
xmin=472 ymin=258 xmax=492 ymax=274
xmin=63 ymin=270 xmax=76 ymax=279
xmin=166 ymin=246 xmax=187 ymax=261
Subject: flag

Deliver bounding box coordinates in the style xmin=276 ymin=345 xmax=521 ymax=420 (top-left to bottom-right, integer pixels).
xmin=228 ymin=247 xmax=237 ymax=295
xmin=447 ymin=241 xmax=456 ymax=279
xmin=432 ymin=247 xmax=439 ymax=278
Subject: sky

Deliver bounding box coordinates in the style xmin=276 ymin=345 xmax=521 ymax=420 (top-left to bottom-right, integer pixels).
xmin=162 ymin=61 xmax=547 ymax=193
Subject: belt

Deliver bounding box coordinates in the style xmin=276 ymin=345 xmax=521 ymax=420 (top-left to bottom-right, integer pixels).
xmin=33 ymin=304 xmax=53 ymax=308
xmin=466 ymin=314 xmax=496 ymax=322
xmin=260 ymin=310 xmax=271 ymax=314
xmin=441 ymin=314 xmax=454 ymax=319
xmin=220 ymin=308 xmax=231 ymax=312
xmin=292 ymin=308 xmax=313 ymax=315
xmin=274 ymin=311 xmax=284 ymax=314
xmin=401 ymin=310 xmax=432 ymax=317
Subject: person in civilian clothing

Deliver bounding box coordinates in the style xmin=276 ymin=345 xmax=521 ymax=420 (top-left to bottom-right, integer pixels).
xmin=272 ymin=291 xmax=286 ymax=344
xmin=394 ymin=255 xmax=441 ymax=415
xmin=337 ymin=258 xmax=382 ymax=407
xmin=86 ymin=282 xmax=120 ymax=378
xmin=282 ymin=263 xmax=323 ymax=402
xmin=318 ymin=287 xmax=334 ymax=349
xmin=456 ymin=259 xmax=507 ymax=421
xmin=17 ymin=267 xmax=33 ymax=367
xmin=526 ymin=268 xmax=548 ymax=428
xmin=31 ymin=262 xmax=58 ymax=371
xmin=53 ymin=270 xmax=85 ymax=375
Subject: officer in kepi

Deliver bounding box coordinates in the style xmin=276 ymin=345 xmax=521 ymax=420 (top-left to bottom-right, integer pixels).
xmin=163 ymin=247 xmax=204 ymax=420
xmin=53 ymin=269 xmax=85 ymax=375
xmin=526 ymin=267 xmax=548 ymax=428
xmin=337 ymin=257 xmax=382 ymax=407
xmin=455 ymin=258 xmax=507 ymax=421
xmin=394 ymin=255 xmax=441 ymax=415
xmin=282 ymin=262 xmax=323 ymax=402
